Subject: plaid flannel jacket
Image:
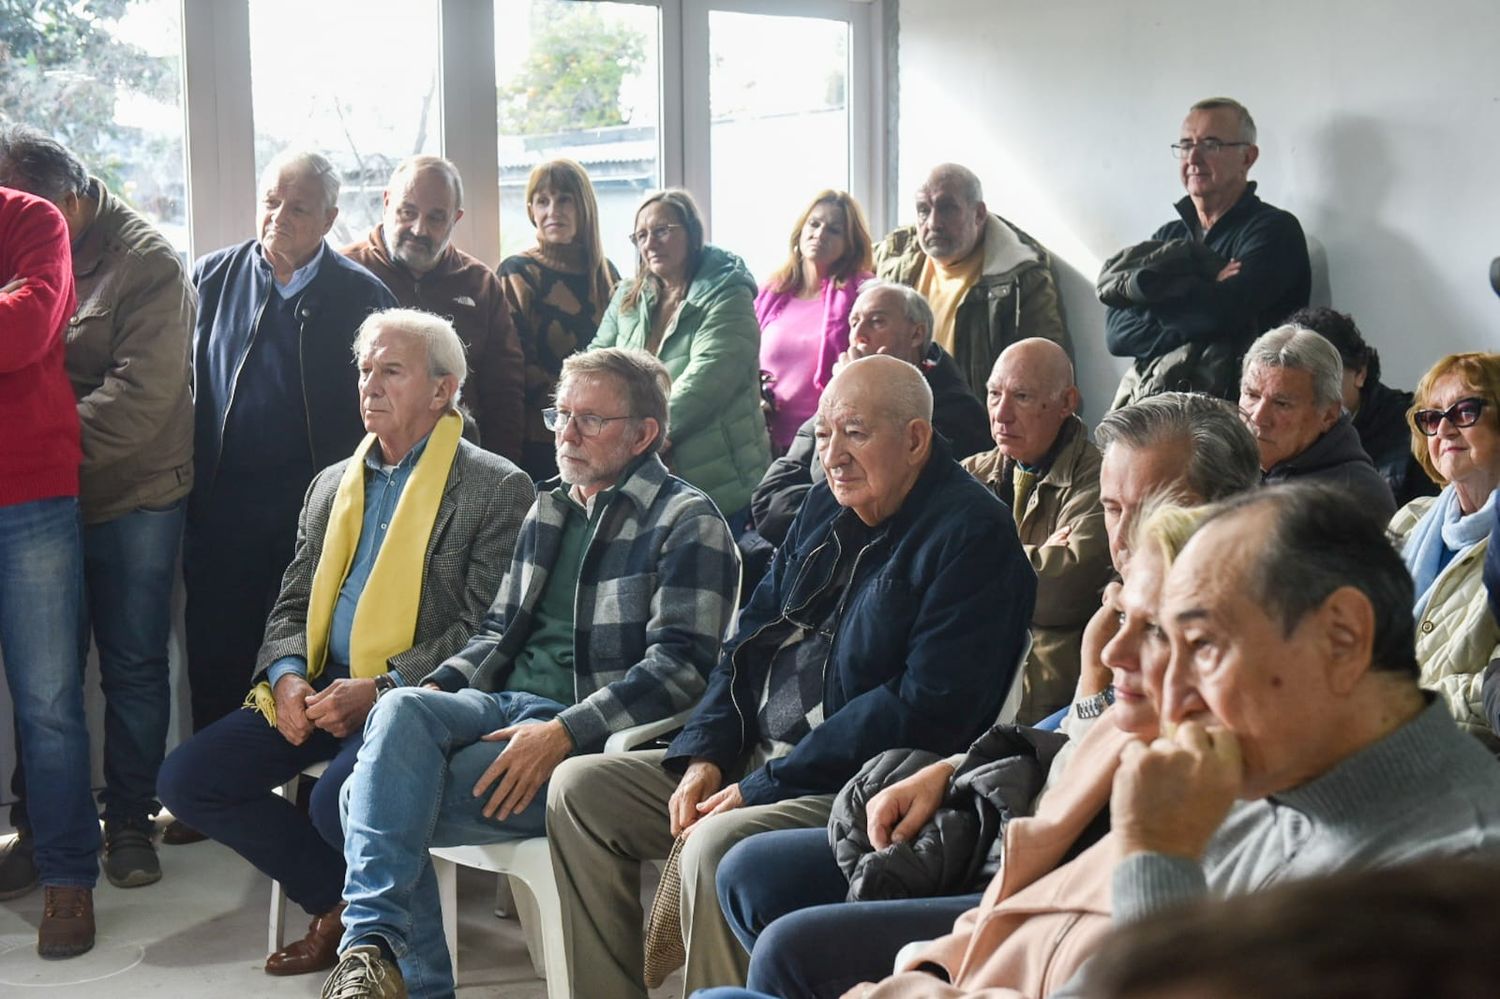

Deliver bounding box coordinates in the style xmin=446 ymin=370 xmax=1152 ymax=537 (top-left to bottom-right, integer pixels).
xmin=429 ymin=453 xmax=739 ymax=752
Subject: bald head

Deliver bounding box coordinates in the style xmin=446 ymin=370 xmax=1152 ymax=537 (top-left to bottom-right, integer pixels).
xmin=986 ymin=337 xmax=1079 ymax=466
xmin=833 ymin=354 xmax=934 ymax=426
xmin=915 ymin=163 xmax=987 ymax=264
xmin=817 ymin=355 xmax=935 ymax=526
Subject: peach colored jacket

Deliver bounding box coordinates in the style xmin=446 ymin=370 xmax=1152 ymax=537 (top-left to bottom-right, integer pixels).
xmin=865 ymin=712 xmax=1135 ymax=999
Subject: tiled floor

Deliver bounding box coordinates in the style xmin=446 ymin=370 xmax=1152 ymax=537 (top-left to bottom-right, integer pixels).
xmin=0 ymin=825 xmax=682 ymax=998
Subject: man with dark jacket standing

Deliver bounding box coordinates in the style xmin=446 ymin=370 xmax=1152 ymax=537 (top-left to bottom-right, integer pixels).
xmin=1240 ymin=325 xmax=1395 ymax=521
xmin=875 ymin=163 xmax=1069 ymax=399
xmin=748 ymin=280 xmax=989 ymax=550
xmin=0 ymin=185 xmax=97 ymax=957
xmin=179 ymin=150 xmax=396 ymax=842
xmin=342 ymin=156 xmax=525 ymax=461
xmin=549 ymin=355 xmax=1036 ymax=998
xmin=0 ymin=127 xmax=195 ymax=891
xmin=1107 ymin=98 xmax=1310 ymax=408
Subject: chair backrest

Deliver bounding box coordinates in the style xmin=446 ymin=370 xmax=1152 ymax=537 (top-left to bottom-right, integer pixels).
xmin=993 ymin=630 xmax=1033 ymax=727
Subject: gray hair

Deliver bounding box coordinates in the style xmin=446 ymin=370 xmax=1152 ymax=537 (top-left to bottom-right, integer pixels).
xmin=1199 ymin=483 xmax=1418 ymax=678
xmin=1096 ymin=392 xmax=1261 ymax=502
xmin=262 ymin=149 xmax=340 ymax=214
xmin=1189 ymin=97 xmax=1258 ymax=145
xmin=560 ymin=348 xmax=671 ymax=454
xmin=389 ymin=154 xmax=464 ymax=211
xmin=352 ymin=308 xmax=469 ymax=411
xmin=853 ymin=279 xmax=935 ymax=348
xmin=0 ymin=124 xmax=89 ymax=205
xmin=1242 ymin=325 xmax=1345 ymax=410
xmin=922 ymin=163 xmax=984 ymax=207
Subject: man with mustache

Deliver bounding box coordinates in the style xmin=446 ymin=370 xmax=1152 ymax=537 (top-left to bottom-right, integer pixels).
xmin=344 ymin=156 xmax=525 ymax=461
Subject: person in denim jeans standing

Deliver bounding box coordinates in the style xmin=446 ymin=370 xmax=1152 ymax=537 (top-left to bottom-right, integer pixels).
xmin=0 ymin=184 xmax=99 ymax=958
xmin=0 ymin=127 xmax=196 ymax=893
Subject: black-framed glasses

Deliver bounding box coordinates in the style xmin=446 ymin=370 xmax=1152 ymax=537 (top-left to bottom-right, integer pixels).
xmin=1413 ymin=397 xmax=1488 ymax=436
xmin=542 ymin=407 xmax=633 ymax=437
xmin=628 ymin=223 xmax=683 ymax=247
xmin=1169 ymin=139 xmax=1251 ymax=159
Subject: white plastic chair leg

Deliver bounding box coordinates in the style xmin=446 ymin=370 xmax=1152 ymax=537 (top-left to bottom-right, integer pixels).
xmin=434 ymin=853 xmax=460 ymax=978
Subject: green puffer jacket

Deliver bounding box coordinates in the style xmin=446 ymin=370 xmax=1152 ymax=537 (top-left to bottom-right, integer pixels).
xmin=593 ymin=245 xmax=771 ymax=515
xmin=875 ymin=214 xmax=1070 ymax=399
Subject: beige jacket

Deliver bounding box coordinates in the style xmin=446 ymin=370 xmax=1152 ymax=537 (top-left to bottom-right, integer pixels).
xmin=867 ymin=713 xmax=1133 ymax=999
xmin=65 ymin=180 xmax=195 ymax=524
xmin=1390 ymin=495 xmax=1500 ymax=744
xmin=962 ymin=417 xmax=1112 ymax=722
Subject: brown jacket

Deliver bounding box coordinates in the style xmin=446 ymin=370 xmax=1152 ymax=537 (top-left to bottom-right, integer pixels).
xmin=962 ymin=417 xmax=1112 ymax=721
xmin=65 ymin=179 xmax=195 ymax=524
xmin=342 ymin=227 xmax=525 ymax=461
xmin=868 ymin=712 xmax=1132 ymax=999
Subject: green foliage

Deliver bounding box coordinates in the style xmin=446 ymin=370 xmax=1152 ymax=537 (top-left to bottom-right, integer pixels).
xmin=0 ymin=0 xmax=179 ymax=198
xmin=498 ymin=2 xmax=646 ymax=136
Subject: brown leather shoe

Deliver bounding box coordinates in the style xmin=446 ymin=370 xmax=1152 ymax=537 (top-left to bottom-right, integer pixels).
xmin=266 ymin=902 xmax=346 ymax=976
xmin=38 ymin=886 xmax=95 ymax=959
xmin=161 ymin=819 xmax=207 ymax=845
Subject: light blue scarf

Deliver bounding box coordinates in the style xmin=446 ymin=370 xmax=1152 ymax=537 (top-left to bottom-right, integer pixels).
xmin=1403 ymin=485 xmax=1495 ymax=621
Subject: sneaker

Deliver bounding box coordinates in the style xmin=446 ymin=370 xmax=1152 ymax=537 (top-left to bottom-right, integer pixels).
xmin=320 ymin=944 xmax=407 ymax=999
xmin=103 ymin=821 xmax=161 ymax=888
xmin=38 ymin=886 xmax=95 ymax=959
xmin=0 ymin=831 xmax=39 ymax=900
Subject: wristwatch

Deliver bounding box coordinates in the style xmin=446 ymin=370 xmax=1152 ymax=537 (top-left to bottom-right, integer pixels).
xmin=1073 ymin=685 xmax=1116 ymax=719
xmin=372 ymin=673 xmax=398 ymax=700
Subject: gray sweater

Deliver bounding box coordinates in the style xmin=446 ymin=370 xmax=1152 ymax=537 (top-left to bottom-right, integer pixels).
xmin=1115 ymin=697 xmax=1500 ymax=923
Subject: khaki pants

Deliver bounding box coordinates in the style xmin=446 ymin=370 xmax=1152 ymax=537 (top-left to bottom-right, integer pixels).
xmin=547 ymin=750 xmax=835 ymax=998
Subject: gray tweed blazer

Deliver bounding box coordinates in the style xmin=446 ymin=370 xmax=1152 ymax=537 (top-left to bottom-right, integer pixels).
xmin=253 ymin=436 xmax=535 ymax=686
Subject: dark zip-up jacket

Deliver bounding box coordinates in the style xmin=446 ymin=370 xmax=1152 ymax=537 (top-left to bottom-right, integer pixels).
xmin=1353 ymin=378 xmax=1437 ymax=509
xmin=665 ymin=434 xmax=1037 ymax=806
xmin=190 ymin=239 xmax=396 ymax=506
xmin=1262 ymin=414 xmax=1396 ymax=522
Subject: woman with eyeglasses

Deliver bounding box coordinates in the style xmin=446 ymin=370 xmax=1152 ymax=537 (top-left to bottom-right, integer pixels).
xmin=1389 ymin=351 xmax=1500 ymax=745
xmin=498 ymin=159 xmax=620 ymax=480
xmin=754 ymin=191 xmax=874 ymax=454
xmin=592 ymin=188 xmax=770 ymax=529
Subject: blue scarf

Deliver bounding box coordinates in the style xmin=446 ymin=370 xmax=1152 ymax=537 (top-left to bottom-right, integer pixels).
xmin=1404 ymin=485 xmax=1495 ymax=621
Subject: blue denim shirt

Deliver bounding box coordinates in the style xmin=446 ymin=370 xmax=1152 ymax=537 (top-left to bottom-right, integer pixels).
xmin=266 ymin=240 xmax=325 ymax=299
xmin=266 ymin=432 xmax=431 ymax=689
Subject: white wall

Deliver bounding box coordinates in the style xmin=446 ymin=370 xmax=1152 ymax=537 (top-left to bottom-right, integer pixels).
xmin=896 ymin=0 xmax=1500 ymax=419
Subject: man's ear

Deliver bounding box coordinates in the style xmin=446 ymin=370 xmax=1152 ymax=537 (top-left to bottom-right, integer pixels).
xmin=1319 ymin=585 xmax=1375 ymax=695
xmin=974 ymin=200 xmax=988 ymax=229
xmin=907 ymin=418 xmax=933 ymax=461
xmin=432 ymin=374 xmax=459 ymax=411
xmin=320 ymin=206 xmax=339 ymax=236
xmin=631 ymin=416 xmax=661 ymax=457
xmin=1060 ymin=385 xmax=1081 ymax=418
xmin=1242 ymin=144 xmax=1260 ymax=172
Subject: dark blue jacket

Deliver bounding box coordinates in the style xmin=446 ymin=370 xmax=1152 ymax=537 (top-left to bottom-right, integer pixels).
xmin=190 ymin=239 xmax=396 ymax=503
xmin=664 ymin=435 xmax=1037 ymax=806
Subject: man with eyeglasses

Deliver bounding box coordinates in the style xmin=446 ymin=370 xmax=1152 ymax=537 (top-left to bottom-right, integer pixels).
xmin=1240 ymin=325 xmax=1395 ymax=521
xmin=1106 ymin=97 xmax=1310 ymax=409
xmin=319 ymin=347 xmax=739 ymax=998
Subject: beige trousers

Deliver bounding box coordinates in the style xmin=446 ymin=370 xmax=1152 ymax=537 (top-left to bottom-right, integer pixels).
xmin=547 ymin=749 xmax=834 ymax=998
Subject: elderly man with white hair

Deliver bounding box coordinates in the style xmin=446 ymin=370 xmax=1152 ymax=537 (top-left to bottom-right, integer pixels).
xmin=1239 ymin=324 xmax=1395 ymax=521
xmin=159 ymin=308 xmax=534 ymax=978
xmin=179 ymin=150 xmax=397 ymax=813
xmin=874 ymin=163 xmax=1069 ymax=399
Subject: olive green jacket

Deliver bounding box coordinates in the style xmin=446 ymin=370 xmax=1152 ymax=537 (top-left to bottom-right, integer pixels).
xmin=593 ymin=245 xmax=770 ymax=515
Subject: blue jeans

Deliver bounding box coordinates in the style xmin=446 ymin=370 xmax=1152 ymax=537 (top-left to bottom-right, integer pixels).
xmin=339 ymin=688 xmax=565 ymax=999
xmin=716 ymin=827 xmax=979 ymax=998
xmin=158 ymin=702 xmax=359 ymax=916
xmin=0 ymin=497 xmax=99 ymax=886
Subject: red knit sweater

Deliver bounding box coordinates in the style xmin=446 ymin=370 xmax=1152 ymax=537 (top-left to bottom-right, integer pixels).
xmin=0 ymin=187 xmax=80 ymax=507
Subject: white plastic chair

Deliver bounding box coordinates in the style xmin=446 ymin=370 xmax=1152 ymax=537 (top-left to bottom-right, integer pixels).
xmin=268 ymin=759 xmax=332 ymax=954
xmin=429 ymin=708 xmax=694 ymax=999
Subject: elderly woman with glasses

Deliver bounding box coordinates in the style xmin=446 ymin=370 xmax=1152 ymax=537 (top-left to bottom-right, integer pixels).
xmin=1390 ymin=351 xmax=1500 ymax=746
xmin=592 ymin=188 xmax=770 ymax=528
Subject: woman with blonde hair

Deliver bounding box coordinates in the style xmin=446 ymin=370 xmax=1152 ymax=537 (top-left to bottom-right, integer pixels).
xmin=1389 ymin=351 xmax=1500 ymax=744
xmin=593 ymin=188 xmax=769 ymax=526
xmin=755 ymin=191 xmax=875 ymax=452
xmin=498 ymin=159 xmax=619 ymax=478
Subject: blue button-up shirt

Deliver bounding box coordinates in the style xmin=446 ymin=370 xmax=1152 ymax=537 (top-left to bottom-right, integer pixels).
xmin=266 ymin=432 xmax=432 ymax=690
xmin=265 ymin=240 xmax=326 ymax=299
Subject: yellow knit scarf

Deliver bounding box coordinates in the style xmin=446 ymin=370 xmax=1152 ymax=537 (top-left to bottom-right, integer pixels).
xmin=245 ymin=411 xmax=462 ymax=725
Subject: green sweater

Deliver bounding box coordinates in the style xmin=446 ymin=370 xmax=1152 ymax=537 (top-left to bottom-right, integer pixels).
xmin=592 ymin=245 xmax=770 ymax=515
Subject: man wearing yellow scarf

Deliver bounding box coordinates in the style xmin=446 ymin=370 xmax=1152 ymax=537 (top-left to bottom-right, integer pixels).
xmin=158 ymin=309 xmax=534 ymax=979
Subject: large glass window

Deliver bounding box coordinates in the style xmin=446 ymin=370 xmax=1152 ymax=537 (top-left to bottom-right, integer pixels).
xmin=494 ymin=0 xmax=661 ymax=275
xmin=248 ymin=0 xmax=441 ymax=246
xmin=0 ymin=0 xmax=188 ymax=253
xmin=708 ymin=11 xmax=849 ymax=283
